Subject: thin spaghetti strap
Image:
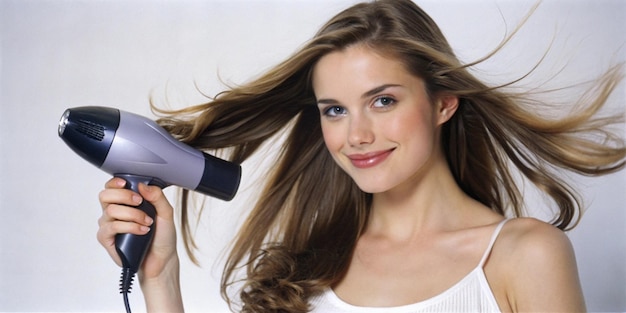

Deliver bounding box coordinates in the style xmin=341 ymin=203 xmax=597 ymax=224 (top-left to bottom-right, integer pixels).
xmin=478 ymin=219 xmax=510 ymax=268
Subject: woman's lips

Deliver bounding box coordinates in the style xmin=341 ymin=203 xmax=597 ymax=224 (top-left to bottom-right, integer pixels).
xmin=347 ymin=149 xmax=394 ymax=169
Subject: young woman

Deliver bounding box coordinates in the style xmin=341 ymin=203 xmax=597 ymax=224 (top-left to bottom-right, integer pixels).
xmin=97 ymin=0 xmax=624 ymax=312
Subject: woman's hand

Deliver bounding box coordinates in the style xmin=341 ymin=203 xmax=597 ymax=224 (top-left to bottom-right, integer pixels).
xmin=97 ymin=177 xmax=184 ymax=312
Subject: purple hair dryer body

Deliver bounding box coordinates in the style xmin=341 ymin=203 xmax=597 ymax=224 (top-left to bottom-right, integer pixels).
xmin=58 ymin=106 xmax=241 ymax=274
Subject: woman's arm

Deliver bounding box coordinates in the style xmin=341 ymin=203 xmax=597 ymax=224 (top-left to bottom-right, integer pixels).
xmin=140 ymin=256 xmax=184 ymax=313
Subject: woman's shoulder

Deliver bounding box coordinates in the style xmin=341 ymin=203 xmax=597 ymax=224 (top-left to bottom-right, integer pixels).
xmin=499 ymin=217 xmax=572 ymax=253
xmin=489 ymin=217 xmax=584 ymax=311
xmin=495 ymin=217 xmax=574 ymax=267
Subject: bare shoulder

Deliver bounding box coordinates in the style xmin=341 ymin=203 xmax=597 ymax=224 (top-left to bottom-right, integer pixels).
xmin=496 ymin=217 xmax=577 ymax=279
xmin=490 ymin=218 xmax=586 ymax=312
xmin=499 ymin=217 xmax=572 ymax=255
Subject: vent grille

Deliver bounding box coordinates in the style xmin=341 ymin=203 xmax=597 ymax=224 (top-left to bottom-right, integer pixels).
xmin=77 ymin=119 xmax=105 ymax=141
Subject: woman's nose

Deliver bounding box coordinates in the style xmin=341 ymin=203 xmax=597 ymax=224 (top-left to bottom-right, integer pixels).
xmin=347 ymin=114 xmax=374 ymax=147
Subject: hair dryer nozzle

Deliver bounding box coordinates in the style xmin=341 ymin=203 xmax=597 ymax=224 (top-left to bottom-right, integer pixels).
xmin=58 ymin=107 xmax=120 ymax=167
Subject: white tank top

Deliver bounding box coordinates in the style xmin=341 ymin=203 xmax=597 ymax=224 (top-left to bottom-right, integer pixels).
xmin=309 ymin=219 xmax=508 ymax=313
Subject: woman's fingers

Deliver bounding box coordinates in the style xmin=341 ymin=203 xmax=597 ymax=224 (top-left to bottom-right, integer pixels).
xmin=100 ymin=179 xmax=172 ymax=222
xmin=97 ymin=218 xmax=151 ymax=240
xmin=138 ymin=183 xmax=174 ymax=221
xmin=98 ymin=203 xmax=154 ymax=227
xmin=98 ymin=191 xmax=141 ymax=207
xmin=105 ymin=177 xmax=126 ymax=188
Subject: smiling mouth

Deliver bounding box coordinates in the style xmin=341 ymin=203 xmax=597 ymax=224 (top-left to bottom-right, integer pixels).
xmin=347 ymin=149 xmax=394 ymax=168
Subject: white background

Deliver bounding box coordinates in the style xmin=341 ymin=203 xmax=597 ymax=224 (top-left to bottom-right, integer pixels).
xmin=1 ymin=0 xmax=624 ymax=312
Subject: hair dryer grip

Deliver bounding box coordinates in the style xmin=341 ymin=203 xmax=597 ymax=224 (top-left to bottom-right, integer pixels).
xmin=114 ymin=174 xmax=160 ymax=273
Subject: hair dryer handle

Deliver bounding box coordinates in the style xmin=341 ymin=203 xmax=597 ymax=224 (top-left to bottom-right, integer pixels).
xmin=114 ymin=174 xmax=160 ymax=273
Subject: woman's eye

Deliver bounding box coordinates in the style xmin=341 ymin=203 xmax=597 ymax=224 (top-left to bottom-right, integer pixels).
xmin=373 ymin=96 xmax=396 ymax=108
xmin=324 ymin=106 xmax=347 ymax=117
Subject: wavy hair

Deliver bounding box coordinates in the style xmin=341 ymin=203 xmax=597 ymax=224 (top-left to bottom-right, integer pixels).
xmin=152 ymin=0 xmax=625 ymax=311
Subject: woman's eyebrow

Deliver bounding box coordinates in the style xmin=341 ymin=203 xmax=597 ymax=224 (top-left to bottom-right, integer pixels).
xmin=361 ymin=84 xmax=401 ymax=99
xmin=316 ymin=98 xmax=339 ymax=106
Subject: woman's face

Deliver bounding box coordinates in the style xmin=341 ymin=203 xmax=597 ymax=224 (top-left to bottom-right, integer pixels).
xmin=312 ymin=45 xmax=451 ymax=194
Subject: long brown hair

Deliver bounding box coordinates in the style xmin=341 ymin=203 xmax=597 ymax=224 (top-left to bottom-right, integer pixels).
xmin=153 ymin=0 xmax=625 ymax=311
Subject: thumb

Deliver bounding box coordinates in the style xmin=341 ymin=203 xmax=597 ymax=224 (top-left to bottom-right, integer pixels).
xmin=137 ymin=183 xmax=174 ymax=220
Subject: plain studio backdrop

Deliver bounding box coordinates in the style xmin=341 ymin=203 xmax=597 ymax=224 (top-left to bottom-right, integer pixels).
xmin=1 ymin=0 xmax=625 ymax=312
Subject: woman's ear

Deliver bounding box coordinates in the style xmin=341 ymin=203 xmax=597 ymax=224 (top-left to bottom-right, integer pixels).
xmin=436 ymin=94 xmax=459 ymax=125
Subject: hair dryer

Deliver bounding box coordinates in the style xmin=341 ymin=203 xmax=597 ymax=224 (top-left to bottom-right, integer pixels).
xmin=58 ymin=106 xmax=241 ymax=301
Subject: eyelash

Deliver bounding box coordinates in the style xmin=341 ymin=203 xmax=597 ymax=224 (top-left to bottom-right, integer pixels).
xmin=323 ymin=106 xmax=347 ymax=117
xmin=373 ymin=96 xmax=396 ymax=108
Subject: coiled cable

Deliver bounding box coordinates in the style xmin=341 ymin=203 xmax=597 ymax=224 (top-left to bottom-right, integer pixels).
xmin=120 ymin=267 xmax=136 ymax=313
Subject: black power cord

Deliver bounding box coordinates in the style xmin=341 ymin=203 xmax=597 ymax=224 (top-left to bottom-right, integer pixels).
xmin=120 ymin=267 xmax=136 ymax=313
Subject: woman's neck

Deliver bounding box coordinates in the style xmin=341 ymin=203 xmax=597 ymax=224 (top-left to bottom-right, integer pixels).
xmin=367 ymin=158 xmax=473 ymax=241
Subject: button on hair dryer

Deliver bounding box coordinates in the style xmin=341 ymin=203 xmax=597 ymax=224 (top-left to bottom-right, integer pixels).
xmin=58 ymin=106 xmax=241 ymax=312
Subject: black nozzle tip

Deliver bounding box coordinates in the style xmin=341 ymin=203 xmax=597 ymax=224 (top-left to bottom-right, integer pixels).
xmin=197 ymin=153 xmax=242 ymax=201
xmin=58 ymin=106 xmax=120 ymax=168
